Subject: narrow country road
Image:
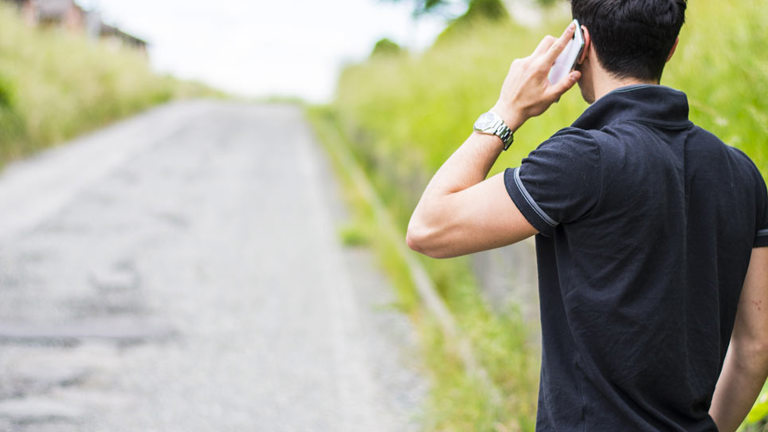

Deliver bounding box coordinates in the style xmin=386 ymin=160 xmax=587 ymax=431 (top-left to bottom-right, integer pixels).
xmin=0 ymin=101 xmax=426 ymax=432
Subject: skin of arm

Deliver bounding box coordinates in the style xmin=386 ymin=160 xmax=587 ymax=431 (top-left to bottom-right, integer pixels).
xmin=710 ymin=247 xmax=768 ymax=431
xmin=406 ymin=23 xmax=582 ymax=258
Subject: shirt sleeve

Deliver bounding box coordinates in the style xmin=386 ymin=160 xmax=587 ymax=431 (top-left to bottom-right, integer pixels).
xmin=504 ymin=128 xmax=602 ymax=237
xmin=753 ymin=170 xmax=768 ymax=248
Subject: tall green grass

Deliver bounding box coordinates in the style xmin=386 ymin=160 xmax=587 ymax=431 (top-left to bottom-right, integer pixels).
xmin=308 ymin=106 xmax=538 ymax=431
xmin=324 ymin=0 xmax=768 ymax=429
xmin=0 ymin=3 xmax=216 ymax=166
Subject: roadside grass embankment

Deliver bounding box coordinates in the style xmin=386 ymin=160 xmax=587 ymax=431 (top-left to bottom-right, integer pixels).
xmin=0 ymin=3 xmax=220 ymax=169
xmin=311 ymin=0 xmax=768 ymax=430
xmin=308 ymin=106 xmax=537 ymax=431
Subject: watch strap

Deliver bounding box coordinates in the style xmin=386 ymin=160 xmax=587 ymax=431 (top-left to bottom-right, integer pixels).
xmin=493 ymin=120 xmax=514 ymax=150
xmin=474 ymin=111 xmax=514 ymax=150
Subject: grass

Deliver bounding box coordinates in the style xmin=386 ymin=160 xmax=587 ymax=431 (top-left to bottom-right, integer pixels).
xmin=0 ymin=2 xmax=220 ymax=168
xmin=316 ymin=0 xmax=768 ymax=429
xmin=307 ymin=106 xmax=538 ymax=431
xmin=744 ymin=381 xmax=768 ymax=431
xmin=338 ymin=222 xmax=371 ymax=247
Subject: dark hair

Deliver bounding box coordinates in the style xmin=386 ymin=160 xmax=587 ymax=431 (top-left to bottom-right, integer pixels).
xmin=571 ymin=0 xmax=686 ymax=81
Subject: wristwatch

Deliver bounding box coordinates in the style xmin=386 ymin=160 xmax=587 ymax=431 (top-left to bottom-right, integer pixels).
xmin=473 ymin=111 xmax=514 ymax=150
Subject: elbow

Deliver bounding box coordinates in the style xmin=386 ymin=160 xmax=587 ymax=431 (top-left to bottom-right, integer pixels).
xmin=406 ymin=220 xmax=450 ymax=259
xmin=747 ymin=341 xmax=768 ymax=369
xmin=732 ymin=339 xmax=768 ymax=373
xmin=405 ymin=227 xmax=422 ymax=253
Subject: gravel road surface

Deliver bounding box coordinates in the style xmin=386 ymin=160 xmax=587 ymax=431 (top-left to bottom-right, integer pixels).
xmin=0 ymin=101 xmax=427 ymax=431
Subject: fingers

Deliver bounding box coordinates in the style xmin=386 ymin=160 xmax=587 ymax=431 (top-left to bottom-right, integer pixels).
xmin=548 ymin=70 xmax=581 ymax=100
xmin=544 ymin=21 xmax=576 ymax=64
xmin=532 ymin=35 xmax=557 ymax=58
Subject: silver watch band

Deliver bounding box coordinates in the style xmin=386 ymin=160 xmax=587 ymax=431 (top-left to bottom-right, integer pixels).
xmin=493 ymin=120 xmax=514 ymax=150
xmin=473 ymin=111 xmax=515 ymax=150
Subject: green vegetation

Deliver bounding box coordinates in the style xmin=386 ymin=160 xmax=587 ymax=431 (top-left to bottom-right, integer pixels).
xmin=745 ymin=382 xmax=768 ymax=431
xmin=387 ymin=0 xmax=554 ymax=17
xmin=338 ymin=222 xmax=371 ymax=247
xmin=314 ymin=0 xmax=768 ymax=429
xmin=0 ymin=2 xmax=218 ymax=167
xmin=456 ymin=0 xmax=509 ymax=22
xmin=371 ymin=38 xmax=404 ymax=58
xmin=308 ymin=106 xmax=537 ymax=431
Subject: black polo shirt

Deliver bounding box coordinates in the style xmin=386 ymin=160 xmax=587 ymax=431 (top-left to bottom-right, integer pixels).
xmin=505 ymin=85 xmax=768 ymax=431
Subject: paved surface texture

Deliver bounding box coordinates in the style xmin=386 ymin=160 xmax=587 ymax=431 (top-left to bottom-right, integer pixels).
xmin=0 ymin=101 xmax=427 ymax=431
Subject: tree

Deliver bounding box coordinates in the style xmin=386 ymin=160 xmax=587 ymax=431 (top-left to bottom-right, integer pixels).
xmin=383 ymin=0 xmax=556 ymax=18
xmin=430 ymin=0 xmax=509 ymax=46
xmin=461 ymin=0 xmax=509 ymax=21
xmin=370 ymin=38 xmax=404 ymax=58
xmin=390 ymin=0 xmax=451 ymax=17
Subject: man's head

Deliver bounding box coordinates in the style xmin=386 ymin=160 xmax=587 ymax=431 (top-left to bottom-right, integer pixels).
xmin=571 ymin=0 xmax=687 ymax=102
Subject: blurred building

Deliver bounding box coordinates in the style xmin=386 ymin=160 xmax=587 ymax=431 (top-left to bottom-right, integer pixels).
xmin=2 ymin=0 xmax=148 ymax=53
xmin=99 ymin=22 xmax=148 ymax=53
xmin=4 ymin=0 xmax=85 ymax=31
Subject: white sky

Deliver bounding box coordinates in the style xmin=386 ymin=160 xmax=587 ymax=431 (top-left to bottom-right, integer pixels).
xmin=82 ymin=0 xmax=455 ymax=102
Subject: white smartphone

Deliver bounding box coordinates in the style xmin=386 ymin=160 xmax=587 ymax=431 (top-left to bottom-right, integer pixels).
xmin=547 ymin=19 xmax=585 ymax=85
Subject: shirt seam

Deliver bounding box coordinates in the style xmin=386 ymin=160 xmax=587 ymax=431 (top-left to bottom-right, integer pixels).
xmin=632 ymin=118 xmax=693 ymax=130
xmin=578 ymin=134 xmax=604 ymax=222
xmin=597 ymin=118 xmax=692 ymax=131
xmin=514 ymin=167 xmax=558 ymax=227
xmin=610 ymin=84 xmax=659 ymax=94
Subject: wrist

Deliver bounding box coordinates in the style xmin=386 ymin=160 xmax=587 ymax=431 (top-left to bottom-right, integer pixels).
xmin=490 ymin=103 xmax=526 ymax=132
xmin=473 ymin=110 xmax=515 ymax=150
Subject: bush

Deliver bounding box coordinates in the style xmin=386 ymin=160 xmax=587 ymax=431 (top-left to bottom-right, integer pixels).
xmin=0 ymin=3 xmax=219 ymax=167
xmin=371 ymin=38 xmax=404 ymax=58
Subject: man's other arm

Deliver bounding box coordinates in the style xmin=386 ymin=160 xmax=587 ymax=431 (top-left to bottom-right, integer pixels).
xmin=406 ymin=24 xmax=581 ymax=258
xmin=710 ymin=247 xmax=768 ymax=431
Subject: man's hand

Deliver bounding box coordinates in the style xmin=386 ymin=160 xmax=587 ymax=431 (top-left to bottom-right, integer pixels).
xmin=492 ymin=22 xmax=582 ymax=131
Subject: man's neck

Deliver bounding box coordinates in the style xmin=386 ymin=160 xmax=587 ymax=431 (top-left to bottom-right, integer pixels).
xmin=592 ymin=73 xmax=658 ymax=102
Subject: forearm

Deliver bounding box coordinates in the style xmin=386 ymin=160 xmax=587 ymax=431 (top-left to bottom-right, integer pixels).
xmin=410 ymin=109 xmax=525 ymax=216
xmin=408 ymin=132 xmax=503 ymax=239
xmin=710 ymin=345 xmax=768 ymax=431
xmin=420 ymin=132 xmax=503 ymax=197
xmin=409 ymin=129 xmax=518 ymax=244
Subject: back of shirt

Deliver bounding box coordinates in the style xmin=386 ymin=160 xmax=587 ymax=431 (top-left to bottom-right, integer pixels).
xmin=504 ymin=85 xmax=768 ymax=430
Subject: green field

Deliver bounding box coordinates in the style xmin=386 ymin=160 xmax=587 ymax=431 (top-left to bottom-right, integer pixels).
xmin=313 ymin=0 xmax=768 ymax=430
xmin=0 ymin=3 xmax=217 ymax=168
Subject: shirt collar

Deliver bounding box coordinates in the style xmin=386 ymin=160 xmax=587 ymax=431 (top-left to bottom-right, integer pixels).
xmin=571 ymin=84 xmax=692 ymax=130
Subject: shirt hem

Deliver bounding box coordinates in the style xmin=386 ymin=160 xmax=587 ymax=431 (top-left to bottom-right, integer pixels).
xmin=504 ymin=167 xmax=557 ymax=237
xmin=755 ymin=228 xmax=768 ymax=247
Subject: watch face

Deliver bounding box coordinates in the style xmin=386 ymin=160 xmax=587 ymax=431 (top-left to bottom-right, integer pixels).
xmin=475 ymin=112 xmax=496 ymax=130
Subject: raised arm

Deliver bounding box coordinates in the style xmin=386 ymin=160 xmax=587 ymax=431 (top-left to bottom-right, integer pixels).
xmin=710 ymin=247 xmax=768 ymax=431
xmin=406 ymin=23 xmax=581 ymax=258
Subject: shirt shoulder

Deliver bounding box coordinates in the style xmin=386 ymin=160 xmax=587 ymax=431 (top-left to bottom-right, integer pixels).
xmin=504 ymin=128 xmax=602 ymax=236
xmin=686 ymin=126 xmax=768 ymax=246
xmin=728 ymin=146 xmax=768 ymax=246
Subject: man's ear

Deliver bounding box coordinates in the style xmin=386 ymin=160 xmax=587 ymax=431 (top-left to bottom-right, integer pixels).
xmin=578 ymin=25 xmax=590 ymax=65
xmin=666 ymin=37 xmax=679 ymax=63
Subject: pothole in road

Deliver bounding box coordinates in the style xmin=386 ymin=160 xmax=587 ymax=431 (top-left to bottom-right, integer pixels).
xmin=0 ymin=342 xmax=125 ymax=428
xmin=0 ymin=397 xmax=85 ymax=428
xmin=0 ymin=327 xmax=173 ymax=429
xmin=0 ymin=362 xmax=89 ymax=400
xmin=88 ymin=259 xmax=142 ymax=292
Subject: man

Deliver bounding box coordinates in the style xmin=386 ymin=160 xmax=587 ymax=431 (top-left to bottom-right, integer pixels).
xmin=406 ymin=0 xmax=768 ymax=430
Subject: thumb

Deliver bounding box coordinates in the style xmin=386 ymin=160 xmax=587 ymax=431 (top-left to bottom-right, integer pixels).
xmin=548 ymin=70 xmax=581 ymax=101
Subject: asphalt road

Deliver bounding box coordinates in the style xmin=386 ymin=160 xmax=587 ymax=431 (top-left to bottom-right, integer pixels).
xmin=0 ymin=101 xmax=427 ymax=431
